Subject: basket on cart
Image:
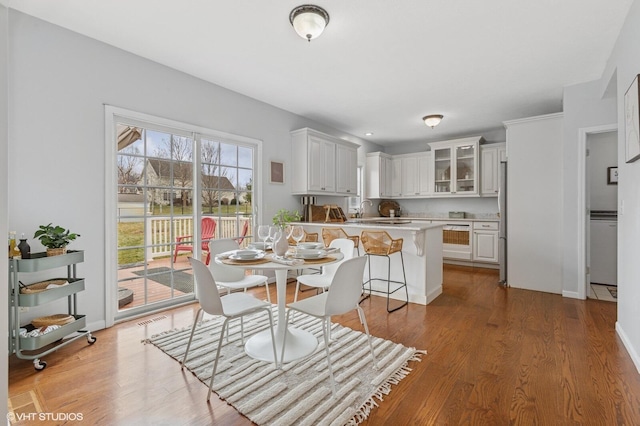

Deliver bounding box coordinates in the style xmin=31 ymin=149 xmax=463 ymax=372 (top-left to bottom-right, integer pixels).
xmin=19 ymin=279 xmax=69 ymax=294
xmin=32 ymin=314 xmax=75 ymax=328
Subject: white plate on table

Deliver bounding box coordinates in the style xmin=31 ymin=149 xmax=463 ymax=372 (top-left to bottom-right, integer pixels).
xmin=229 ymin=250 xmax=265 ymax=261
xmin=297 ymin=242 xmax=324 ymax=250
xmin=293 ymin=249 xmax=328 ymax=259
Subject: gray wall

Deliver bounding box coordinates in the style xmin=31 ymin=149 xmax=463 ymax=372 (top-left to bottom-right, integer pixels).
xmin=563 ymin=0 xmax=640 ymax=373
xmin=6 ymin=10 xmax=380 ymax=329
xmin=603 ymin=0 xmax=640 ymax=373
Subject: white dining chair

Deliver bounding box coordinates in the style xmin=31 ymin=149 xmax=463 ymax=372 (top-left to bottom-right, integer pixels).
xmin=182 ymin=257 xmax=278 ymax=402
xmin=281 ymin=256 xmax=377 ymax=397
xmin=209 ymin=238 xmax=271 ymax=303
xmin=293 ymin=238 xmax=355 ymax=304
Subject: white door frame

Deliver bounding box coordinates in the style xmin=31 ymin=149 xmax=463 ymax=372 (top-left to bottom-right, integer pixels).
xmin=577 ymin=124 xmax=617 ymax=300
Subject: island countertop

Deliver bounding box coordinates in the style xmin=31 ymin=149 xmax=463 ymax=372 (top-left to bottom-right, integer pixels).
xmin=292 ymin=220 xmax=444 ymax=232
xmin=297 ymin=221 xmax=443 ymax=305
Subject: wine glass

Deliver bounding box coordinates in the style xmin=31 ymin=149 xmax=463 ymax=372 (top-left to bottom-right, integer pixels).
xmin=283 ymin=225 xmax=293 ymax=240
xmin=290 ymin=226 xmax=305 ymax=255
xmin=268 ymin=226 xmax=279 ymax=244
xmin=257 ymin=225 xmax=269 ymax=248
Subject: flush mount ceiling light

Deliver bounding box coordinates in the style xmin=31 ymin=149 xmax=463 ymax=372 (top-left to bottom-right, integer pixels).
xmin=423 ymin=114 xmax=444 ymax=129
xmin=289 ymin=5 xmax=330 ymax=42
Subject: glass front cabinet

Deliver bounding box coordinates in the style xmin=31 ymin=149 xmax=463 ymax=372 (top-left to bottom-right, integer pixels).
xmin=428 ymin=136 xmax=482 ymax=196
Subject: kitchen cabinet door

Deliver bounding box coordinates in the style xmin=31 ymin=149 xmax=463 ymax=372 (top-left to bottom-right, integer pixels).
xmin=401 ymin=156 xmax=419 ymax=196
xmin=391 ymin=157 xmax=403 ymax=197
xmin=473 ymin=230 xmax=499 ymax=262
xmin=473 ymin=222 xmax=499 ymax=263
xmin=290 ymin=128 xmax=358 ymax=195
xmin=382 ymin=155 xmax=393 ymax=197
xmin=418 ymin=153 xmax=431 ymax=195
xmin=429 ymin=136 xmax=481 ymax=196
xmin=365 ymin=152 xmax=392 ymax=198
xmin=399 ymin=153 xmax=430 ymax=197
xmin=480 ymin=142 xmax=506 ymax=196
xmin=336 ymin=143 xmax=357 ymax=195
xmin=308 ymin=135 xmax=335 ymax=193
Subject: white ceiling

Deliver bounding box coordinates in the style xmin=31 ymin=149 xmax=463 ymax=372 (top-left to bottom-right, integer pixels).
xmin=5 ymin=0 xmax=634 ymax=145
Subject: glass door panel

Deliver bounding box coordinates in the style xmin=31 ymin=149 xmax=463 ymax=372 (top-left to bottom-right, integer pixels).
xmin=455 ymin=144 xmax=475 ymax=193
xmin=433 ymin=147 xmax=452 ymax=193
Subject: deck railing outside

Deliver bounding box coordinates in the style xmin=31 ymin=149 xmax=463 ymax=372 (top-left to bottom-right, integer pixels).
xmin=146 ymin=215 xmax=253 ymax=259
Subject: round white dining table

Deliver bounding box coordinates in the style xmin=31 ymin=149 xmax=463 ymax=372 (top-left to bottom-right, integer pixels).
xmin=215 ymin=251 xmax=343 ymax=363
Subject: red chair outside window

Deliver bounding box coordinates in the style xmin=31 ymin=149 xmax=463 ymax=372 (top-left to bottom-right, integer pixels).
xmin=236 ymin=220 xmax=249 ymax=245
xmin=173 ymin=217 xmax=217 ymax=265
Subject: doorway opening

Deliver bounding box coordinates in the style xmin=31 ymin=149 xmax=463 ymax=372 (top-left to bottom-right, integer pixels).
xmin=579 ymin=125 xmax=618 ymax=301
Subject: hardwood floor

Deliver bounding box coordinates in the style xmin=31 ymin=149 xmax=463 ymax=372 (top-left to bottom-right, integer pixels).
xmin=8 ymin=265 xmax=640 ymax=425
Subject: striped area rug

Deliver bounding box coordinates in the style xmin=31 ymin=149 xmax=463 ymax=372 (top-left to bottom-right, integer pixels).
xmin=147 ymin=306 xmax=425 ymax=425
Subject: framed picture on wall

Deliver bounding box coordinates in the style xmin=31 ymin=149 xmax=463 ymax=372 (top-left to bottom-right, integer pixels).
xmin=624 ymin=74 xmax=640 ymax=163
xmin=607 ymin=166 xmax=618 ymax=185
xmin=270 ymin=161 xmax=284 ymax=184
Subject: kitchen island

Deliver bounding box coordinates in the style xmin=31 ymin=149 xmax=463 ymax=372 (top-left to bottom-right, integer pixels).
xmin=296 ymin=220 xmax=443 ymax=305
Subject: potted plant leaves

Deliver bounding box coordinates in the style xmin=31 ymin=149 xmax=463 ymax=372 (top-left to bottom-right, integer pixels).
xmin=34 ymin=223 xmax=80 ymax=256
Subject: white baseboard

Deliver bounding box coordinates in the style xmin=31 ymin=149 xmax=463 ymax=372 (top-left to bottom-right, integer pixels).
xmin=616 ymin=321 xmax=640 ymax=375
xmin=562 ymin=290 xmax=581 ymax=299
xmin=426 ymin=285 xmax=443 ymax=304
xmin=87 ymin=319 xmax=106 ymax=332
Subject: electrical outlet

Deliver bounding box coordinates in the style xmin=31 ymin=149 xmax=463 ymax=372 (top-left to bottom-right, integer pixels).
xmin=19 ymin=306 xmax=29 ymax=313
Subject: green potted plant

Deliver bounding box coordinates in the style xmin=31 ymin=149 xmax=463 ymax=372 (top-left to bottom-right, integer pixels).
xmin=272 ymin=208 xmax=301 ymax=229
xmin=34 ymin=223 xmax=80 ymax=256
xmin=271 ymin=209 xmax=301 ymax=256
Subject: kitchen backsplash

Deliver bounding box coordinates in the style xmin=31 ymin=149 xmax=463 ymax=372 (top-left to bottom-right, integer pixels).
xmin=389 ymin=197 xmax=500 ymax=219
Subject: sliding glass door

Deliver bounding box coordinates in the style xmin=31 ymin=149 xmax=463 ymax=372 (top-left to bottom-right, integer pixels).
xmin=113 ymin=118 xmax=255 ymax=319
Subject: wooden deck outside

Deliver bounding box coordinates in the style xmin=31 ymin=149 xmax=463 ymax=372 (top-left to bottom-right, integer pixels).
xmin=117 ymin=254 xmax=195 ymax=311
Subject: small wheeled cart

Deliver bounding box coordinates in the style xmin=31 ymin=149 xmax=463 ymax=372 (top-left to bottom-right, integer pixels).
xmin=8 ymin=250 xmax=96 ymax=371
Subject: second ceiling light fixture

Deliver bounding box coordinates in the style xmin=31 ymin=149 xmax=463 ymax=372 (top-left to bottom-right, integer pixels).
xmin=290 ymin=5 xmax=330 ymax=42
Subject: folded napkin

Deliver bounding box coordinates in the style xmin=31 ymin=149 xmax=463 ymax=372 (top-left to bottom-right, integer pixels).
xmin=215 ymin=250 xmax=237 ymax=260
xmin=269 ymin=256 xmax=304 ymax=266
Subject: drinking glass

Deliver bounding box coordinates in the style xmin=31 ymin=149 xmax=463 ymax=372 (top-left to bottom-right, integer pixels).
xmin=290 ymin=225 xmax=305 ymax=255
xmin=257 ymin=225 xmax=270 ymax=246
xmin=268 ymin=226 xmax=279 ymax=243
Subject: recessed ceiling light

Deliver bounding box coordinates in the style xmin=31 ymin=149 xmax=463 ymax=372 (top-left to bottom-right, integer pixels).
xmin=365 ymin=132 xmax=374 ymax=136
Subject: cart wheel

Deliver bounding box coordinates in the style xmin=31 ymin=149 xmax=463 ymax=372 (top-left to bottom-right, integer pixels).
xmin=33 ymin=359 xmax=47 ymax=371
xmin=87 ymin=335 xmax=97 ymax=344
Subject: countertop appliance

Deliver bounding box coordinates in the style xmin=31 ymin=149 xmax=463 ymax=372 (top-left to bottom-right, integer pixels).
xmin=589 ymin=210 xmax=617 ymax=286
xmin=498 ymin=161 xmax=507 ymax=285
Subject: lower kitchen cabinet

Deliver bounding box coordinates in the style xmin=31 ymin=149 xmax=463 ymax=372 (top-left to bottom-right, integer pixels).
xmin=472 ymin=222 xmax=499 ymax=263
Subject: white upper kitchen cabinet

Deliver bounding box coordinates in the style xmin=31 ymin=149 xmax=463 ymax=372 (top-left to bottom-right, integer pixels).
xmin=365 ymin=152 xmax=392 ymax=199
xmin=429 ymin=136 xmax=482 ymax=196
xmin=290 ymin=128 xmax=359 ymax=196
xmin=395 ymin=152 xmax=431 ymax=198
xmin=480 ymin=142 xmax=506 ymax=196
xmin=336 ymin=143 xmax=358 ymax=195
xmin=391 ymin=157 xmax=402 ymax=197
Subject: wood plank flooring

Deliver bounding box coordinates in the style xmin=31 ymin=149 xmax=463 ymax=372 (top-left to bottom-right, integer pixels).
xmin=8 ymin=265 xmax=640 ymax=425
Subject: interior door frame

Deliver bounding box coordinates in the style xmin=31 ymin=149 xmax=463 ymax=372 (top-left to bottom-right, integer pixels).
xmin=577 ymin=124 xmax=617 ymax=300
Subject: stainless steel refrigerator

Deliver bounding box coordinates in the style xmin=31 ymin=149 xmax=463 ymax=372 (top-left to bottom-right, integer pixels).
xmin=498 ymin=161 xmax=508 ymax=285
